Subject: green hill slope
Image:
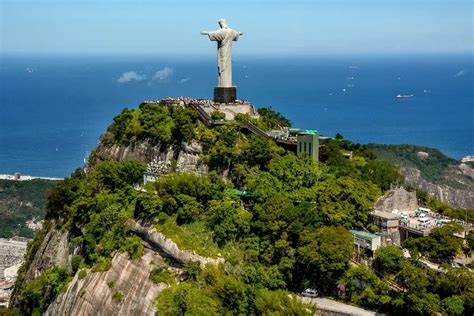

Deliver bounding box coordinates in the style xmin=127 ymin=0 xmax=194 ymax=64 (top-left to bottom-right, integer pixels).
xmin=0 ymin=179 xmax=56 ymax=238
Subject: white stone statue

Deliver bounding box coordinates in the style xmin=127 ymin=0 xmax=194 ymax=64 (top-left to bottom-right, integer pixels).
xmin=201 ymin=19 xmax=243 ymax=88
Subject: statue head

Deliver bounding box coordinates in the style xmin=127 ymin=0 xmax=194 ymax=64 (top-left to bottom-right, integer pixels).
xmin=218 ymin=19 xmax=228 ymax=29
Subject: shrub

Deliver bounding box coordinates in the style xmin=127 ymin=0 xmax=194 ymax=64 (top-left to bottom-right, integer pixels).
xmin=92 ymin=258 xmax=112 ymax=272
xmin=78 ymin=269 xmax=87 ymax=280
xmin=211 ymin=111 xmax=226 ymax=120
xmin=183 ymin=261 xmax=201 ymax=281
xmin=71 ymin=255 xmax=84 ymax=273
xmin=112 ymin=291 xmax=124 ymax=303
xmin=120 ymin=235 xmax=144 ymax=260
xmin=149 ymin=267 xmax=176 ymax=285
xmin=19 ymin=267 xmax=71 ymax=315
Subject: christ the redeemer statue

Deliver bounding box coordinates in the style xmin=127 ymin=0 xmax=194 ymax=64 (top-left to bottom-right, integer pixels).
xmin=201 ymin=19 xmax=243 ymax=103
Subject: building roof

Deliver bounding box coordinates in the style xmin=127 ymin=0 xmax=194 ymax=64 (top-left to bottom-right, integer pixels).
xmin=350 ymin=230 xmax=379 ymax=240
xmin=233 ymin=189 xmax=252 ymax=197
xmin=303 ymin=129 xmax=319 ymax=134
xmin=370 ymin=210 xmax=400 ymax=220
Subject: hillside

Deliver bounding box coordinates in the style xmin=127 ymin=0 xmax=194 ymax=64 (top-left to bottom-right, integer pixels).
xmin=368 ymin=144 xmax=474 ymax=209
xmin=0 ymin=179 xmax=56 ymax=238
xmin=8 ymin=101 xmax=474 ymax=315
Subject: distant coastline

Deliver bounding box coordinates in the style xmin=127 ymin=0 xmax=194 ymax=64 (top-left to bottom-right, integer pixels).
xmin=0 ymin=174 xmax=62 ymax=181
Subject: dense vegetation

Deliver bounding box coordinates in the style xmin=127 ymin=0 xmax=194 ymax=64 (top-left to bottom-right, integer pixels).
xmin=403 ymin=224 xmax=465 ymax=262
xmin=367 ymin=144 xmax=473 ymax=189
xmin=101 ymin=102 xmax=199 ymax=146
xmin=11 ymin=104 xmax=473 ymax=315
xmin=0 ymin=179 xmax=56 ymax=238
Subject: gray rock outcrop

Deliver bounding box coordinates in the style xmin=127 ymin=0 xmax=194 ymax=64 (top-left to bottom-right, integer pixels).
xmin=375 ymin=187 xmax=418 ymax=213
xmin=401 ymin=167 xmax=474 ymax=209
xmin=130 ymin=220 xmax=223 ymax=268
xmin=10 ymin=226 xmax=71 ymax=307
xmin=45 ymin=248 xmax=167 ymax=316
xmin=88 ymin=139 xmax=208 ymax=176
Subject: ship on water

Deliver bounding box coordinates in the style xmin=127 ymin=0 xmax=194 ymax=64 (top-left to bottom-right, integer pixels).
xmin=396 ymin=94 xmax=414 ymax=99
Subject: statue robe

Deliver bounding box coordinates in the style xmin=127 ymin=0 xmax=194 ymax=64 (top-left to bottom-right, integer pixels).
xmin=207 ymin=28 xmax=240 ymax=87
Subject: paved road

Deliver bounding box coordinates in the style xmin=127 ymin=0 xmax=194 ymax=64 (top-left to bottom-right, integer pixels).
xmin=301 ymin=297 xmax=377 ymax=316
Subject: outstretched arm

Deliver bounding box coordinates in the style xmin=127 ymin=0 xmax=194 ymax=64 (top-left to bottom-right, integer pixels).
xmin=200 ymin=31 xmax=209 ymax=35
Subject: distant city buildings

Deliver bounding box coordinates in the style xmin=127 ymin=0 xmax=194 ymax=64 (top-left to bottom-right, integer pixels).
xmin=0 ymin=238 xmax=28 ymax=307
xmin=0 ymin=173 xmax=62 ymax=181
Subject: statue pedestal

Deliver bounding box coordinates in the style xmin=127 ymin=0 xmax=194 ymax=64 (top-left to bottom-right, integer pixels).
xmin=214 ymin=87 xmax=236 ymax=104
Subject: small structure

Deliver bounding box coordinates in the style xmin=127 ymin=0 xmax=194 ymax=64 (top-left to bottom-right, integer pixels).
xmin=297 ymin=130 xmax=319 ymax=161
xmin=350 ymin=230 xmax=381 ymax=252
xmin=370 ymin=210 xmax=401 ymax=245
xmin=370 ymin=211 xmax=400 ymax=232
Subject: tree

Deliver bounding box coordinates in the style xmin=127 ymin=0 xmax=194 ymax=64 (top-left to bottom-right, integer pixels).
xmin=254 ymin=289 xmax=315 ymax=315
xmin=395 ymin=262 xmax=428 ymax=294
xmin=442 ymin=296 xmax=465 ymax=316
xmin=313 ymin=176 xmax=381 ymax=229
xmin=155 ymin=282 xmax=220 ymax=315
xmin=340 ymin=266 xmax=391 ymax=310
xmin=374 ymin=245 xmax=405 ymax=275
xmin=256 ymin=107 xmax=291 ymax=130
xmin=171 ymin=107 xmax=198 ymax=143
xmin=297 ymin=226 xmax=353 ymax=293
xmin=244 ymin=171 xmax=283 ymax=203
xmin=268 ymin=154 xmax=325 ymax=190
xmin=208 ymin=200 xmax=252 ymax=246
xmin=134 ymin=192 xmax=163 ymax=220
xmin=407 ymin=293 xmax=441 ymax=316
xmin=138 ymin=103 xmax=175 ymax=143
xmin=403 ymin=224 xmax=463 ymax=263
xmin=238 ymin=135 xmax=283 ymax=169
xmin=176 ymin=194 xmax=202 ymax=224
xmin=362 ymin=160 xmax=403 ymax=191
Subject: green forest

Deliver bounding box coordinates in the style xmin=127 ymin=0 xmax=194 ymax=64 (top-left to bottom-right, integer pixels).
xmin=0 ymin=179 xmax=56 ymax=238
xmin=11 ymin=103 xmax=474 ymax=315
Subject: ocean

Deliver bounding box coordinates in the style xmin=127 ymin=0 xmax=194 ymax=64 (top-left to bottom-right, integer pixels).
xmin=0 ymin=53 xmax=473 ymax=178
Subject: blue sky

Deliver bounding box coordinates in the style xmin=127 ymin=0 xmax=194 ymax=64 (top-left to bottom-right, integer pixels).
xmin=1 ymin=0 xmax=472 ymax=55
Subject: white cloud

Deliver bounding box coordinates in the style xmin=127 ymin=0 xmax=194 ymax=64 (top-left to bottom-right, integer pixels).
xmin=178 ymin=77 xmax=191 ymax=84
xmin=453 ymin=69 xmax=466 ymax=78
xmin=117 ymin=71 xmax=146 ymax=83
xmin=153 ymin=67 xmax=174 ymax=81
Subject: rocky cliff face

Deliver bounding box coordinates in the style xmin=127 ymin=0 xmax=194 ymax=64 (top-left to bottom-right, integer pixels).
xmin=375 ymin=187 xmax=418 ymax=213
xmin=45 ymin=248 xmax=168 ymax=316
xmin=131 ymin=220 xmax=223 ymax=268
xmin=88 ymin=138 xmax=208 ymax=176
xmin=11 ymin=220 xmax=221 ymax=314
xmin=9 ymin=135 xmax=218 ymax=313
xmin=401 ymin=166 xmax=474 ymax=209
xmin=10 ymin=225 xmax=71 ymax=307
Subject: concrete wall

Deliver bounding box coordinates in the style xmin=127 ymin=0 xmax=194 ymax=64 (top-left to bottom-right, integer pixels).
xmin=297 ymin=133 xmax=319 ymax=160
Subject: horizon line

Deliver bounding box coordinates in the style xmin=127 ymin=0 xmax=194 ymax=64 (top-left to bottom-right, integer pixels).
xmin=1 ymin=49 xmax=473 ymax=57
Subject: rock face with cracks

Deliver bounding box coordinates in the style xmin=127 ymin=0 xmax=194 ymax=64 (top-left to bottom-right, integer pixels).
xmin=45 ymin=248 xmax=168 ymax=316
xmin=401 ymin=166 xmax=474 ymax=209
xmin=130 ymin=220 xmax=224 ymax=268
xmin=88 ymin=139 xmax=208 ymax=176
xmin=375 ymin=187 xmax=418 ymax=213
xmin=10 ymin=134 xmax=219 ymax=313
